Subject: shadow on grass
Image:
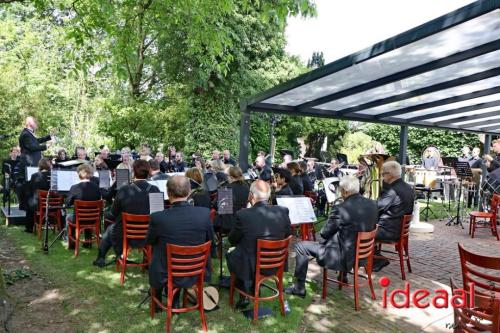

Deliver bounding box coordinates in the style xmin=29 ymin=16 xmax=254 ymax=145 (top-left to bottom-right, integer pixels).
xmin=2 ymin=225 xmax=313 ymax=333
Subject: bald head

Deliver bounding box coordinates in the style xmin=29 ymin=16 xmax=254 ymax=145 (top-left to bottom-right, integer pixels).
xmin=249 ymin=180 xmax=271 ymax=202
xmin=25 ymin=116 xmax=37 ymax=130
xmin=167 ymin=175 xmax=191 ymax=201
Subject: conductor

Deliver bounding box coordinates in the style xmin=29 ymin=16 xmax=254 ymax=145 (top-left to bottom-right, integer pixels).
xmin=19 ymin=116 xmax=52 ymax=167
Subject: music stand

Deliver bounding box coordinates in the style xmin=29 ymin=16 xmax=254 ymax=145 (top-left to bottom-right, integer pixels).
xmin=42 ymin=170 xmax=66 ymax=253
xmin=216 ymin=187 xmax=233 ymax=289
xmin=446 ymin=161 xmax=472 ymax=228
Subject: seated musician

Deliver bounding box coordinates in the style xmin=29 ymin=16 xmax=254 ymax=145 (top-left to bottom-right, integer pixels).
xmin=214 ymin=166 xmax=250 ymax=232
xmin=139 ymin=144 xmax=152 ymax=161
xmin=286 ymin=162 xmax=304 ymax=195
xmin=24 ymin=158 xmax=52 ymax=233
xmin=154 ymin=152 xmax=169 ymax=173
xmin=116 ymin=146 xmax=134 ymax=177
xmin=93 ymin=160 xmax=160 ymax=267
xmin=223 ymin=149 xmax=236 ymax=166
xmin=458 ymin=146 xmax=472 ymax=163
xmin=74 ymin=147 xmax=89 ymax=161
xmin=171 ymin=152 xmax=186 ymax=172
xmin=483 ymin=139 xmax=500 ymax=172
xmin=146 ymin=175 xmax=213 ymax=306
xmin=286 ymin=175 xmax=378 ymax=297
xmin=373 ymin=161 xmax=414 ymax=272
xmin=54 ymin=148 xmax=69 ymax=164
xmin=93 ymin=154 xmax=109 ymax=170
xmin=209 ymin=159 xmax=228 ymax=183
xmin=469 ymin=147 xmax=482 ymax=168
xmin=272 ymin=168 xmax=293 ymax=204
xmin=211 ymin=150 xmax=221 ymax=161
xmin=227 ymin=180 xmax=291 ymax=307
xmin=65 ymin=164 xmax=101 ymax=249
xmin=2 ymin=146 xmax=21 ymax=203
xmin=149 ymin=160 xmax=168 ymax=181
xmin=98 ymin=145 xmax=110 ymax=160
xmin=299 ymin=161 xmax=314 ymax=193
xmin=185 ymin=167 xmax=210 ymax=208
xmin=328 ymin=158 xmax=343 ymax=178
xmin=306 ymin=159 xmax=316 ymax=181
xmin=279 ymin=154 xmax=292 ymax=168
xmin=254 ymin=156 xmax=272 ymax=182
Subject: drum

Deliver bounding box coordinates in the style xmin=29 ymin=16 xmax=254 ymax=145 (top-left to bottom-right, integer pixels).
xmin=414 ymin=169 xmax=437 ymax=188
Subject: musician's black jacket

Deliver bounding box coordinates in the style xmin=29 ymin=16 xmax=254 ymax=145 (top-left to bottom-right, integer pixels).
xmin=318 ymin=193 xmax=378 ymax=272
xmin=146 ymin=201 xmax=213 ymax=289
xmin=171 ymin=161 xmax=186 ymax=172
xmin=150 ymin=172 xmax=169 ymax=181
xmin=489 ymin=154 xmax=500 ymax=171
xmin=227 ymin=201 xmax=291 ymax=291
xmin=301 ymin=173 xmax=314 ymax=192
xmin=289 ymin=175 xmax=304 ymax=195
xmin=19 ymin=128 xmax=51 ymax=167
xmin=223 ymin=158 xmax=236 ymax=166
xmin=257 ymin=166 xmax=272 ymax=182
xmin=189 ymin=180 xmax=211 ymax=208
xmin=214 ymin=180 xmax=250 ymax=232
xmin=65 ymin=181 xmax=101 ymax=207
xmin=159 ymin=160 xmax=169 ymax=173
xmin=109 ymin=180 xmax=160 ymax=221
xmin=376 ymin=178 xmax=414 ymax=241
xmin=26 ymin=170 xmax=51 ymax=212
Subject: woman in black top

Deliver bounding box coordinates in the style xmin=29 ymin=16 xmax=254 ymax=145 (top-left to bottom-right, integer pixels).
xmin=287 ymin=162 xmax=304 ymax=195
xmin=25 ymin=158 xmax=52 ymax=233
xmin=185 ymin=167 xmax=211 ymax=208
xmin=271 ymin=168 xmax=293 ymax=205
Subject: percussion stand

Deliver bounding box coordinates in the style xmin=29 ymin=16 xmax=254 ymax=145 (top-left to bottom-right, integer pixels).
xmin=446 ymin=162 xmax=472 ymax=229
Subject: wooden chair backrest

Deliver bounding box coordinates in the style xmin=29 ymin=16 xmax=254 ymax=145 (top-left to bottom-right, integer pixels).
xmin=122 ymin=213 xmax=150 ymax=241
xmin=167 ymin=241 xmax=212 ymax=279
xmin=255 ymin=236 xmax=292 ymax=276
xmin=75 ymin=200 xmax=103 ymax=224
xmin=400 ymin=214 xmax=413 ymax=240
xmin=355 ymin=227 xmax=378 ymax=261
xmin=37 ymin=190 xmax=64 ymax=211
xmin=458 ymin=243 xmax=500 ymax=296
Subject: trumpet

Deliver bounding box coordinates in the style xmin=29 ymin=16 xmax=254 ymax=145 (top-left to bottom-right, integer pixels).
xmin=326 ymin=161 xmax=346 ymax=174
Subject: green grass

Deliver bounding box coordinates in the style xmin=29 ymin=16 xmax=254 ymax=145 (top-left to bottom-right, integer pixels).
xmin=0 ymin=225 xmax=314 ymax=333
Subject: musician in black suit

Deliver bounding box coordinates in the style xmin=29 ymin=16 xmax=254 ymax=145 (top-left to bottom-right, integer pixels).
xmin=223 ymin=150 xmax=236 ymax=166
xmin=254 ymin=156 xmax=272 ymax=182
xmin=149 ymin=160 xmax=168 ymax=181
xmin=287 ymin=162 xmax=304 ymax=195
xmin=146 ymin=175 xmax=213 ymax=302
xmin=18 ymin=116 xmax=52 ymax=167
xmin=373 ymin=161 xmax=414 ymax=272
xmin=227 ymin=180 xmax=291 ymax=301
xmin=271 ymin=168 xmax=293 ymax=205
xmin=214 ymin=166 xmax=250 ymax=232
xmin=484 ymin=139 xmax=500 ymax=172
xmin=285 ymin=175 xmax=378 ymax=297
xmin=154 ymin=152 xmax=169 ymax=174
xmin=299 ymin=161 xmax=314 ymax=192
xmin=171 ymin=152 xmax=186 ymax=172
xmin=93 ymin=160 xmax=160 ymax=267
xmin=65 ymin=164 xmax=102 ymax=248
xmin=24 ymin=158 xmax=52 ymax=233
xmin=2 ymin=147 xmax=21 ymax=204
xmin=469 ymin=147 xmax=482 ymax=168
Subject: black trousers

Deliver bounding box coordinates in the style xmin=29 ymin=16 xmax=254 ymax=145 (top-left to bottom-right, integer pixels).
xmin=97 ymin=222 xmax=123 ymax=258
xmin=294 ymin=241 xmax=321 ymax=282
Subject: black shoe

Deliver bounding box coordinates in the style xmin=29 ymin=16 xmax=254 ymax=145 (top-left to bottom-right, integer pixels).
xmin=284 ymin=284 xmax=306 ymax=298
xmin=93 ymin=257 xmax=105 ymax=268
xmin=235 ymin=297 xmax=250 ymax=309
xmin=337 ymin=273 xmax=348 ymax=284
xmin=372 ymin=260 xmax=390 ymax=272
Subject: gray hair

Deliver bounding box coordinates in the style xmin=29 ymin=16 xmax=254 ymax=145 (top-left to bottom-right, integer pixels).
xmin=339 ymin=175 xmax=360 ymax=194
xmin=383 ymin=161 xmax=402 ymax=178
xmin=250 ymin=181 xmax=271 ymax=201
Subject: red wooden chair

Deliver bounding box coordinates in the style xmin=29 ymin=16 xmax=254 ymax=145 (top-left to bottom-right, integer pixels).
xmin=35 ymin=190 xmax=64 ymax=240
xmin=450 ymin=277 xmax=500 ymax=333
xmin=67 ymin=200 xmax=103 ymax=257
xmin=229 ymin=236 xmax=292 ymax=322
xmin=322 ymin=227 xmax=378 ymax=311
xmin=150 ymin=241 xmax=212 ymax=333
xmin=458 ymin=243 xmax=500 ymax=297
xmin=116 ymin=213 xmax=151 ymax=285
xmin=374 ymin=214 xmax=413 ymax=280
xmin=469 ymin=193 xmax=500 ymax=240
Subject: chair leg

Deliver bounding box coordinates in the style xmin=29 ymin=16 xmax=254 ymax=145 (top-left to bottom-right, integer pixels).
xmin=229 ymin=273 xmax=235 ymax=308
xmin=492 ymin=218 xmax=500 ymax=240
xmin=120 ymin=248 xmax=127 ymax=285
xmin=338 ymin=271 xmax=343 ymax=291
xmin=468 ymin=216 xmax=472 ymax=235
xmin=398 ymin=243 xmax=406 ymax=280
xmin=198 ymin=284 xmax=208 ymax=332
xmin=253 ymin=282 xmax=260 ymax=322
xmin=150 ymin=288 xmax=156 ymax=319
xmin=322 ymin=268 xmax=327 ymax=300
xmin=353 ymin=269 xmax=360 ymax=311
xmin=166 ymin=289 xmax=173 ymax=333
xmin=74 ymin=228 xmax=79 ymax=257
xmin=471 ymin=217 xmax=476 ymax=238
xmin=366 ymin=267 xmax=376 ymax=300
xmin=278 ymin=277 xmax=285 ymax=316
xmin=404 ymin=241 xmax=412 ymax=273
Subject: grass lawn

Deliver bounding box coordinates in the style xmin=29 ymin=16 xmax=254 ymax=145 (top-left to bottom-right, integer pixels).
xmin=1 ymin=224 xmax=314 ymax=333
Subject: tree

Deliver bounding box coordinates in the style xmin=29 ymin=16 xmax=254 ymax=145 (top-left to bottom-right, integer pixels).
xmin=307 ymin=51 xmax=325 ymax=68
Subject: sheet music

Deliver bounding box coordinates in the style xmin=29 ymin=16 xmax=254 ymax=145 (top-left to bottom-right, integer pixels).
xmin=115 ymin=169 xmax=130 ymax=189
xmin=53 ymin=170 xmax=80 ymax=191
xmin=149 ymin=192 xmax=165 ymax=214
xmin=98 ymin=170 xmax=111 ymax=189
xmin=323 ymin=177 xmax=339 ymax=203
xmin=276 ymin=196 xmax=317 ymax=225
xmin=26 ymin=166 xmax=38 ymax=180
xmin=217 ymin=187 xmax=233 ymax=215
xmin=148 ymin=180 xmax=168 ymax=200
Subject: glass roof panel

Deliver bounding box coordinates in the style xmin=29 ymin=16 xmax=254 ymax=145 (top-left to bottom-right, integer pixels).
xmin=419 ymin=107 xmax=500 ymax=123
xmin=262 ymin=9 xmax=500 ymax=107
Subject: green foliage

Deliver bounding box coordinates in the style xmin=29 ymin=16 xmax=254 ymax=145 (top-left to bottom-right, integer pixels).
xmin=340 ymin=131 xmax=374 ymax=164
xmin=365 ymin=124 xmax=482 ymax=163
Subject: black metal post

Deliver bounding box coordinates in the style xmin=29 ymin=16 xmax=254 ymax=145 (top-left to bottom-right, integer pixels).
xmin=238 ymin=101 xmax=250 ymax=171
xmin=398 ymin=126 xmax=408 ymax=175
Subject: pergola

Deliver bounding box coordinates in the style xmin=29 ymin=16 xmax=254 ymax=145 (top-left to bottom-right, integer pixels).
xmin=238 ymin=0 xmax=500 ymax=170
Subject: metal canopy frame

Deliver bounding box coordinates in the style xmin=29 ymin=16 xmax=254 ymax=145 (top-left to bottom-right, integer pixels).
xmin=239 ymin=0 xmax=500 ymax=169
